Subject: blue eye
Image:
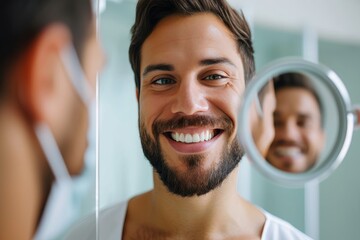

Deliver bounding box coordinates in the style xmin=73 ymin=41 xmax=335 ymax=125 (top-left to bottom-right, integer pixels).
xmin=153 ymin=78 xmax=175 ymax=85
xmin=204 ymin=74 xmax=224 ymax=80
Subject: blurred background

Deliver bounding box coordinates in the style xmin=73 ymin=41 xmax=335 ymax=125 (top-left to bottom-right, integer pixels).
xmin=95 ymin=0 xmax=360 ymax=239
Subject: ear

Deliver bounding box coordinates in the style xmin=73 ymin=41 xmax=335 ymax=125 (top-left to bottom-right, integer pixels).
xmin=20 ymin=24 xmax=71 ymax=122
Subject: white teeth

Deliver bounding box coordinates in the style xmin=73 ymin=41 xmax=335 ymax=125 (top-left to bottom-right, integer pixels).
xmin=185 ymin=134 xmax=192 ymax=143
xmin=275 ymin=146 xmax=301 ymax=158
xmin=205 ymin=131 xmax=209 ymax=141
xmin=200 ymin=132 xmax=205 ymax=141
xmin=170 ymin=130 xmax=215 ymax=143
xmin=179 ymin=133 xmax=185 ymax=142
xmin=193 ymin=134 xmax=200 ymax=142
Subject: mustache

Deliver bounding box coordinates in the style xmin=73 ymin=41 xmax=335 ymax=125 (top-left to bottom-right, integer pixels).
xmin=152 ymin=115 xmax=233 ymax=137
xmin=271 ymin=140 xmax=305 ymax=150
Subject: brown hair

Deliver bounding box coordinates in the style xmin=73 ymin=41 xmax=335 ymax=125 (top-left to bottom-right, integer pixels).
xmin=0 ymin=0 xmax=92 ymax=97
xmin=129 ymin=0 xmax=254 ymax=90
xmin=273 ymin=72 xmax=324 ymax=127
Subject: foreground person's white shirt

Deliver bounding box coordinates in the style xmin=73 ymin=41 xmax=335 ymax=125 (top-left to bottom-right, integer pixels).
xmin=65 ymin=201 xmax=312 ymax=240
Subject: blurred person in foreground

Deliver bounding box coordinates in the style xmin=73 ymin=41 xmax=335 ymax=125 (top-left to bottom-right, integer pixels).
xmin=0 ymin=0 xmax=104 ymax=239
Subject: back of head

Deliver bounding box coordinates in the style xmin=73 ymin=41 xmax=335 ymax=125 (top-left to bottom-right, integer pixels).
xmin=0 ymin=0 xmax=92 ymax=98
xmin=129 ymin=0 xmax=255 ymax=90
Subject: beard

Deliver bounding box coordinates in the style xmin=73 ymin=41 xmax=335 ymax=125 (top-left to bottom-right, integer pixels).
xmin=139 ymin=114 xmax=244 ymax=197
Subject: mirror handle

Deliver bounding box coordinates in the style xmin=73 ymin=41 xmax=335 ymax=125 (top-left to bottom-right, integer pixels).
xmin=353 ymin=106 xmax=360 ymax=130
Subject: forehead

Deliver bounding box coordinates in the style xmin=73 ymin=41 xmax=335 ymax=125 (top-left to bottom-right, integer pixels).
xmin=140 ymin=13 xmax=243 ymax=73
xmin=275 ymin=88 xmax=321 ymax=117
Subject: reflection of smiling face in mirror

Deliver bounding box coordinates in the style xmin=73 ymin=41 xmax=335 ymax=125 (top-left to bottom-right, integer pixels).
xmin=267 ymin=87 xmax=325 ymax=173
xmin=138 ymin=13 xmax=247 ymax=196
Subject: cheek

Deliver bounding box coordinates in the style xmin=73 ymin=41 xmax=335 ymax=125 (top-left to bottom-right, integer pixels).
xmin=139 ymin=103 xmax=150 ymax=130
xmin=302 ymin=133 xmax=318 ymax=155
xmin=273 ymin=128 xmax=282 ymax=140
xmin=309 ymin=131 xmax=324 ymax=151
xmin=265 ymin=120 xmax=275 ymax=143
xmin=139 ymin=96 xmax=163 ymax=133
xmin=216 ymin=90 xmax=242 ymax=119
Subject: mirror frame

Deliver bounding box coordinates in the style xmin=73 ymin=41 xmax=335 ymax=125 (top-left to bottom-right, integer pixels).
xmin=239 ymin=58 xmax=355 ymax=186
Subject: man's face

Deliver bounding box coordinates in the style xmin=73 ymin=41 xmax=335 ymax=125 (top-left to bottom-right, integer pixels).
xmin=60 ymin=21 xmax=104 ymax=175
xmin=139 ymin=13 xmax=246 ymax=196
xmin=266 ymin=88 xmax=324 ymax=173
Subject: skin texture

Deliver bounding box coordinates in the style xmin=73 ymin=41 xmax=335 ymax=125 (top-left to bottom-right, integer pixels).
xmin=0 ymin=20 xmax=104 ymax=239
xmin=124 ymin=13 xmax=265 ymax=240
xmin=266 ymin=88 xmax=325 ymax=173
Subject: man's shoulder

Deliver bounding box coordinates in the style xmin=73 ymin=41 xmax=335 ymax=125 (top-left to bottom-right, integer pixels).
xmin=65 ymin=201 xmax=128 ymax=240
xmin=261 ymin=210 xmax=313 ymax=240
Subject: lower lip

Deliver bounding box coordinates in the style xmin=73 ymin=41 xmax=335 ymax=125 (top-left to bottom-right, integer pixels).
xmin=274 ymin=153 xmax=303 ymax=163
xmin=163 ymin=132 xmax=222 ymax=154
xmin=275 ymin=156 xmax=294 ymax=164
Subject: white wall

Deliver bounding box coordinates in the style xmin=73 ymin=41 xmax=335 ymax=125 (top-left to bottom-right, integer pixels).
xmin=231 ymin=0 xmax=360 ymax=44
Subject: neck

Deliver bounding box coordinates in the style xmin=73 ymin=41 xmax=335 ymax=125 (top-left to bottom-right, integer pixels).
xmin=0 ymin=102 xmax=52 ymax=238
xmin=151 ymin=167 xmax=241 ymax=224
xmin=127 ymin=165 xmax=264 ymax=239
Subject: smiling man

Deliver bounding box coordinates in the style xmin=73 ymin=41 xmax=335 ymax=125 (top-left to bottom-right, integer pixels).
xmin=137 ymin=12 xmax=247 ymax=198
xmin=67 ymin=0 xmax=312 ymax=239
xmin=266 ymin=72 xmax=325 ymax=173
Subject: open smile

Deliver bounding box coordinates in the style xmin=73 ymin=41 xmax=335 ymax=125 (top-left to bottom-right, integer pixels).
xmin=162 ymin=128 xmax=224 ymax=153
xmin=169 ymin=129 xmax=223 ymax=143
xmin=272 ymin=146 xmax=305 ymax=162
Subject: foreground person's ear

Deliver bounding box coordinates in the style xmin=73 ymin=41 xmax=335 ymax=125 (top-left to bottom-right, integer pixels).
xmin=20 ymin=24 xmax=71 ymax=123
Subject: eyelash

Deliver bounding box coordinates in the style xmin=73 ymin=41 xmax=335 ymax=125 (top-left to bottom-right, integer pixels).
xmin=273 ymin=119 xmax=311 ymax=128
xmin=150 ymin=73 xmax=228 ymax=86
xmin=152 ymin=77 xmax=175 ymax=85
xmin=203 ymin=74 xmax=226 ymax=80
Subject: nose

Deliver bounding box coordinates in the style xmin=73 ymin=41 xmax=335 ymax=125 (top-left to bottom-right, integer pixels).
xmin=171 ymin=79 xmax=209 ymax=115
xmin=275 ymin=120 xmax=300 ymax=142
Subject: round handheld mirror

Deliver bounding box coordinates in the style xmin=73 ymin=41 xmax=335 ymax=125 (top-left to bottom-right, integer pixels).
xmin=239 ymin=58 xmax=359 ymax=186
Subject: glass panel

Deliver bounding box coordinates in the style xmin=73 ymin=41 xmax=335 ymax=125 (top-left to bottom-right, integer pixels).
xmin=319 ymin=39 xmax=360 ymax=240
xmin=98 ymin=0 xmax=151 ymax=211
xmin=251 ymin=24 xmax=306 ymax=232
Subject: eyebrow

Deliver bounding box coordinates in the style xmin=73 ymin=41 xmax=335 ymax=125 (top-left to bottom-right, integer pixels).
xmin=274 ymin=112 xmax=316 ymax=122
xmin=142 ymin=57 xmax=236 ymax=78
xmin=199 ymin=57 xmax=236 ymax=68
xmin=142 ymin=64 xmax=174 ymax=77
xmin=298 ymin=113 xmax=314 ymax=121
